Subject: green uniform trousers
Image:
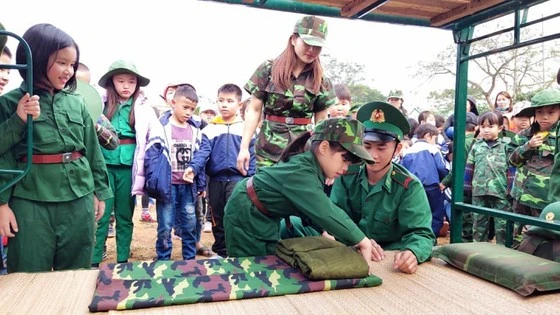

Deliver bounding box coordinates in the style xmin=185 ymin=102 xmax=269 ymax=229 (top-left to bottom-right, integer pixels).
xmin=7 ymin=194 xmax=94 ymax=272
xmin=472 ymin=196 xmax=510 ymax=245
xmin=92 ymin=165 xmax=134 ymax=263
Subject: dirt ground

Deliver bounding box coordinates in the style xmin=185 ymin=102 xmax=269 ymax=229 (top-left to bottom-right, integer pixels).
xmin=103 ymin=203 xmax=449 ymax=264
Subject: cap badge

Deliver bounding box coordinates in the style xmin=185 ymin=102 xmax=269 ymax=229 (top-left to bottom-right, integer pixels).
xmin=545 ymin=212 xmax=555 ymax=221
xmin=371 ymin=109 xmax=385 ymax=123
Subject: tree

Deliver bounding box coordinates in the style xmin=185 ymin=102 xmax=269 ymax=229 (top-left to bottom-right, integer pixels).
xmin=427 ymin=88 xmax=490 ymax=117
xmin=417 ymin=24 xmax=560 ymax=109
xmin=321 ymin=54 xmax=385 ymax=105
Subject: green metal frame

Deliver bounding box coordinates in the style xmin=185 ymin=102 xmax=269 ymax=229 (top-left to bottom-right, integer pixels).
xmin=450 ymin=1 xmax=560 ymax=244
xmin=0 ymin=30 xmax=33 ymax=194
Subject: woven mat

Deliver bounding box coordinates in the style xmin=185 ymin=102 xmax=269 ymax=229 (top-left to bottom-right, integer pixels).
xmin=0 ymin=251 xmax=557 ymax=314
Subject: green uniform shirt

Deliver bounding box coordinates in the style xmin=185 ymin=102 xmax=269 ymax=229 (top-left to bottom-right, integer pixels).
xmin=466 ymin=138 xmax=509 ymax=198
xmin=441 ymin=133 xmax=474 ymax=187
xmin=226 ymin=150 xmax=365 ymax=246
xmin=509 ymin=123 xmax=558 ymax=209
xmin=101 ymin=98 xmax=136 ymax=166
xmin=0 ymin=85 xmax=112 ymax=203
xmin=330 ymin=163 xmax=436 ymax=263
xmin=244 ymin=60 xmax=336 ymax=163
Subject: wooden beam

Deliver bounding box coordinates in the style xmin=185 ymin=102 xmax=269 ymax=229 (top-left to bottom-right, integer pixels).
xmin=431 ymin=0 xmax=506 ymax=27
xmin=341 ymin=0 xmax=388 ymax=18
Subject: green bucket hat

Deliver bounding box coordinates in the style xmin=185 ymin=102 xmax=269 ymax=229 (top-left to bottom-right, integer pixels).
xmin=527 ymin=201 xmax=560 ymax=239
xmin=312 ymin=117 xmax=375 ymax=164
xmin=294 ymin=15 xmax=328 ymax=47
xmin=519 ymin=88 xmax=560 ymax=117
xmin=357 ymin=101 xmax=410 ymax=142
xmin=98 ymin=59 xmax=150 ymax=88
xmin=0 ymin=22 xmax=7 ymax=55
xmin=387 ymin=90 xmax=404 ymax=101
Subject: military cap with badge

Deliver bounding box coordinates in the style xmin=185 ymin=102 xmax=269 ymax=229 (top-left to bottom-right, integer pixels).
xmin=356 ymin=101 xmax=410 ymax=142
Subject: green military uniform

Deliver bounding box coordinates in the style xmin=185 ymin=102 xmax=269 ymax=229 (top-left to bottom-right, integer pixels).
xmin=282 ymin=102 xmax=436 ymax=263
xmin=244 ymin=16 xmax=336 ymax=167
xmin=465 ymin=137 xmax=511 ymax=245
xmin=509 ymin=89 xmax=560 ymax=212
xmin=551 ymin=119 xmax=560 ymax=202
xmin=0 ymin=84 xmax=112 ymax=272
xmin=92 ymin=60 xmax=150 ymax=265
xmin=517 ymin=201 xmax=560 ymax=262
xmin=224 ymin=118 xmax=374 ymax=257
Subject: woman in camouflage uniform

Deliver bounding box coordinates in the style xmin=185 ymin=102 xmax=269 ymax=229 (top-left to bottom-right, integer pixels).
xmin=237 ymin=15 xmax=336 ymax=172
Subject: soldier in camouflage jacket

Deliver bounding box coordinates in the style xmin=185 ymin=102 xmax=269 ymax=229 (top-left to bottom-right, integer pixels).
xmin=237 ymin=15 xmax=336 ymax=172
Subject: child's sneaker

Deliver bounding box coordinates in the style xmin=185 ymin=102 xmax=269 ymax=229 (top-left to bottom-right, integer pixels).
xmin=107 ymin=223 xmax=115 ymax=238
xmin=140 ymin=211 xmax=156 ymax=223
xmin=203 ymin=221 xmax=212 ymax=233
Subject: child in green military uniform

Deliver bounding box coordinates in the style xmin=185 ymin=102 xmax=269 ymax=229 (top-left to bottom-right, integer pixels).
xmin=465 ymin=111 xmax=511 ymax=245
xmin=517 ymin=201 xmax=560 ymax=262
xmin=0 ymin=23 xmax=112 ymax=272
xmin=224 ymin=117 xmax=376 ymax=270
xmin=237 ymin=15 xmax=335 ymax=172
xmin=509 ymin=88 xmax=560 ymax=220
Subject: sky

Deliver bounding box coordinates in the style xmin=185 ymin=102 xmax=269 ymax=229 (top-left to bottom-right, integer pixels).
xmin=2 ymin=0 xmax=559 ymax=109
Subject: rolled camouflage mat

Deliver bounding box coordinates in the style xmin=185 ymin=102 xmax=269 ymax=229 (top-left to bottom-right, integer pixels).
xmin=88 ymin=255 xmax=382 ymax=312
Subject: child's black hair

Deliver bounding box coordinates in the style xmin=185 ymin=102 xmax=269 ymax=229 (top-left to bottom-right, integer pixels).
xmin=16 ymin=23 xmax=79 ymax=92
xmin=2 ymin=45 xmax=12 ymax=58
xmin=417 ymin=110 xmax=433 ymax=124
xmin=415 ymin=123 xmax=439 ymax=139
xmin=279 ymin=131 xmax=361 ymax=164
xmin=334 ymin=83 xmax=351 ymax=102
xmin=174 ymin=84 xmax=198 ymax=103
xmin=217 ymin=83 xmax=242 ymax=101
xmin=474 ymin=110 xmax=506 ymax=138
xmin=407 ymin=118 xmax=418 ymax=139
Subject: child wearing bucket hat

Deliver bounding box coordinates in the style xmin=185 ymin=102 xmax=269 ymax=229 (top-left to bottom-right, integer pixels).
xmin=0 ymin=23 xmax=111 ymax=272
xmin=91 ymin=59 xmax=157 ymax=266
xmin=224 ymin=117 xmax=375 ymax=273
xmin=237 ymin=15 xmax=336 ymax=173
xmin=509 ymin=88 xmax=560 ymax=222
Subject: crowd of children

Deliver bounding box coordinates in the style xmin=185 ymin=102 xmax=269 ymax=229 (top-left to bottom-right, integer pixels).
xmin=0 ymin=16 xmax=559 ymax=275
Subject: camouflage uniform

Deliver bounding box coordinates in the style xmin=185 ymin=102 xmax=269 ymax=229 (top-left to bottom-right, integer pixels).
xmin=517 ymin=201 xmax=560 ymax=262
xmin=551 ymin=120 xmax=560 ymax=202
xmin=224 ymin=118 xmax=373 ymax=257
xmin=244 ymin=16 xmax=336 ymax=167
xmin=509 ymin=123 xmax=558 ymax=217
xmin=464 ymin=138 xmax=512 ymax=245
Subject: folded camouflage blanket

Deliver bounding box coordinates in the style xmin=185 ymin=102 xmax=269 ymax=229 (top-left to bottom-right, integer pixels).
xmin=88 ymin=255 xmax=382 ymax=312
xmin=277 ymin=237 xmax=370 ymax=280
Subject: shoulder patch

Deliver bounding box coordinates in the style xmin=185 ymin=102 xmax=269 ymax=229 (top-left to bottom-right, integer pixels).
xmin=391 ymin=168 xmax=413 ymax=189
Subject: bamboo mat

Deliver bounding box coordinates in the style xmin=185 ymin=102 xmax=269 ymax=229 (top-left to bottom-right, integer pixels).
xmin=0 ymin=251 xmax=557 ymax=314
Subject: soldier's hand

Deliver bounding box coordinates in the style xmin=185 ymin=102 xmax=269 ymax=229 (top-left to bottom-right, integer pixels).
xmin=439 ymin=183 xmax=446 ymax=191
xmin=370 ymin=239 xmax=385 ymax=262
xmin=321 ymin=230 xmax=335 ymax=241
xmin=183 ymin=167 xmax=195 ymax=183
xmin=237 ymin=149 xmax=250 ymax=176
xmin=356 ymin=237 xmax=375 ymax=275
xmin=16 ymin=93 xmax=40 ymax=122
xmin=394 ymin=250 xmax=418 ymax=274
xmin=93 ymin=195 xmax=105 ymax=222
xmin=0 ymin=203 xmax=18 ymax=237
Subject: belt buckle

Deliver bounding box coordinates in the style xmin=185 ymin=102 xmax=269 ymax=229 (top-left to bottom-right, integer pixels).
xmin=285 ymin=117 xmax=294 ymax=124
xmin=62 ymin=152 xmax=72 ymax=163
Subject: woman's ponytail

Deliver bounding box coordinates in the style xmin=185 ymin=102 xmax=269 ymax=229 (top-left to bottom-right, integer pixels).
xmin=278 ymin=131 xmax=313 ymax=162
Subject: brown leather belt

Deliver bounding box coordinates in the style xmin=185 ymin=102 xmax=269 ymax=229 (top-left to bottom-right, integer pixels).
xmin=21 ymin=151 xmax=83 ymax=164
xmin=119 ymin=138 xmax=136 ymax=145
xmin=246 ymin=177 xmax=271 ymax=217
xmin=265 ymin=115 xmax=311 ymax=125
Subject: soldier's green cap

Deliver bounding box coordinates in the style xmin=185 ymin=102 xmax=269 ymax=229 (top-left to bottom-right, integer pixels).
xmin=348 ymin=104 xmax=362 ymax=114
xmin=0 ymin=22 xmax=7 ymax=55
xmin=294 ymin=15 xmax=328 ymax=47
xmin=519 ymin=88 xmax=560 ymax=117
xmin=357 ymin=101 xmax=410 ymax=142
xmin=312 ymin=117 xmax=375 ymax=164
xmin=527 ymin=201 xmax=560 ymax=238
xmin=387 ymin=90 xmax=404 ymax=100
xmin=98 ymin=59 xmax=150 ymax=88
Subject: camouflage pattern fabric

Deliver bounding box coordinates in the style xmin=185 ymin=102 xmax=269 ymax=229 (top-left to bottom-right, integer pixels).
xmin=88 ymin=255 xmax=382 ymax=312
xmin=244 ymin=60 xmax=336 ymax=165
xmin=548 ymin=122 xmax=560 ymax=202
xmin=472 ymin=196 xmax=510 ymax=245
xmin=509 ymin=123 xmax=558 ymax=211
xmin=96 ymin=114 xmax=119 ymax=150
xmin=432 ymin=242 xmax=560 ymax=296
xmin=517 ymin=234 xmax=560 ymax=263
xmin=293 ymin=16 xmax=328 ymax=47
xmin=464 ymin=138 xmax=509 ymax=198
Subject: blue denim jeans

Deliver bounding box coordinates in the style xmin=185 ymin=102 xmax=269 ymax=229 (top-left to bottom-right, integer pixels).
xmin=156 ymin=184 xmax=197 ymax=260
